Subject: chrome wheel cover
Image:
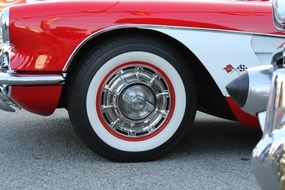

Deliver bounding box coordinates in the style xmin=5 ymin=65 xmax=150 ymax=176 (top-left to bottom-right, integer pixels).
xmin=98 ymin=64 xmax=172 ymax=139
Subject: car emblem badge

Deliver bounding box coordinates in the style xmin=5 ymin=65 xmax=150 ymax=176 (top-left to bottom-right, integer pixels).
xmin=224 ymin=64 xmax=248 ymax=74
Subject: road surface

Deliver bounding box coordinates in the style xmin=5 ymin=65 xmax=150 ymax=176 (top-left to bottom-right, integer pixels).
xmin=0 ymin=110 xmax=261 ymax=190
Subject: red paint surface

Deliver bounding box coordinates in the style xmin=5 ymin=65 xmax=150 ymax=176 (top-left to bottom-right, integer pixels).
xmin=9 ymin=0 xmax=283 ymax=72
xmin=10 ymin=85 xmax=62 ymax=116
xmin=226 ymin=97 xmax=260 ymax=128
xmin=96 ymin=62 xmax=175 ymax=141
xmin=7 ymin=0 xmax=280 ymax=120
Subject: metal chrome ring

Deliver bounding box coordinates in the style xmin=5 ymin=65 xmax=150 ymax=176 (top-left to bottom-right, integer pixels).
xmin=99 ymin=64 xmax=172 ymax=138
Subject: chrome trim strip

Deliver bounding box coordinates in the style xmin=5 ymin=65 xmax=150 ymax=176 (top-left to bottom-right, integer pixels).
xmin=0 ymin=72 xmax=65 ymax=85
xmin=141 ymin=25 xmax=285 ymax=38
xmin=62 ymin=24 xmax=285 ymax=72
xmin=264 ymin=69 xmax=285 ymax=134
xmin=63 ymin=24 xmax=136 ymax=71
xmin=273 ymin=10 xmax=285 ymax=32
xmin=257 ymin=111 xmax=266 ymax=132
xmin=2 ymin=8 xmax=10 ymax=43
xmin=273 ymin=0 xmax=285 ymax=32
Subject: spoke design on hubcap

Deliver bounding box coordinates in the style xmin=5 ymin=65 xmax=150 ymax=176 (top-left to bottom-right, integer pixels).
xmin=149 ymin=74 xmax=159 ymax=86
xmin=101 ymin=104 xmax=116 ymax=113
xmin=135 ymin=67 xmax=140 ymax=81
xmin=99 ymin=64 xmax=172 ymax=138
xmin=156 ymin=90 xmax=170 ymax=98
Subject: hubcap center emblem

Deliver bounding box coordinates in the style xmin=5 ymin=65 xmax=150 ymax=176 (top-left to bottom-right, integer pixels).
xmin=118 ymin=84 xmax=155 ymax=120
xmin=131 ymin=96 xmax=146 ymax=110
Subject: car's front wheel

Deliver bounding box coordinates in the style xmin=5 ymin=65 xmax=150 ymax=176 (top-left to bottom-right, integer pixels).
xmin=68 ymin=34 xmax=196 ymax=161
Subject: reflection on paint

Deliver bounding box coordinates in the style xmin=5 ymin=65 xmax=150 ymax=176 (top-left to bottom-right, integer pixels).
xmin=35 ymin=55 xmax=48 ymax=69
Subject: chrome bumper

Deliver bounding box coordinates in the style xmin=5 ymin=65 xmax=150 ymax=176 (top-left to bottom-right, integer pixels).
xmin=0 ymin=72 xmax=65 ymax=86
xmin=0 ymin=43 xmax=65 ymax=112
xmin=252 ymin=69 xmax=285 ymax=190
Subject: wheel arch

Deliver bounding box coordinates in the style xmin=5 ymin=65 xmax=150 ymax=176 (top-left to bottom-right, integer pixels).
xmin=63 ymin=27 xmax=235 ymax=120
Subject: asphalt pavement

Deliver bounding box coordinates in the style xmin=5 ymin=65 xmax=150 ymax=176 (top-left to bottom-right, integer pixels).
xmin=0 ymin=110 xmax=262 ymax=190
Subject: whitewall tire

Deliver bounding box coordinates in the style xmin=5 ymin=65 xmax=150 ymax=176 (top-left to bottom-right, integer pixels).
xmin=68 ymin=34 xmax=196 ymax=161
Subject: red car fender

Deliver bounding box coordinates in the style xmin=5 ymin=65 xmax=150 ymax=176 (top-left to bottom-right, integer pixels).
xmin=9 ymin=1 xmax=282 ymax=72
xmin=6 ymin=1 xmax=284 ymax=121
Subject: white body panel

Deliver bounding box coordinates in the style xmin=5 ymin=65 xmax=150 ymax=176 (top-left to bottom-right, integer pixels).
xmin=146 ymin=27 xmax=285 ymax=95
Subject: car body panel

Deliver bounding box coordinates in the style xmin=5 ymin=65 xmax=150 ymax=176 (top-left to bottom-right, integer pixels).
xmin=148 ymin=27 xmax=284 ymax=95
xmin=3 ymin=0 xmax=285 ymax=123
xmin=226 ymin=97 xmax=260 ymax=127
xmin=10 ymin=85 xmax=62 ymax=115
xmin=9 ymin=0 xmax=283 ymax=72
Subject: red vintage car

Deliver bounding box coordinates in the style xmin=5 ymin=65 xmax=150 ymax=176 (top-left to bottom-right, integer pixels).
xmin=0 ymin=0 xmax=284 ymax=161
